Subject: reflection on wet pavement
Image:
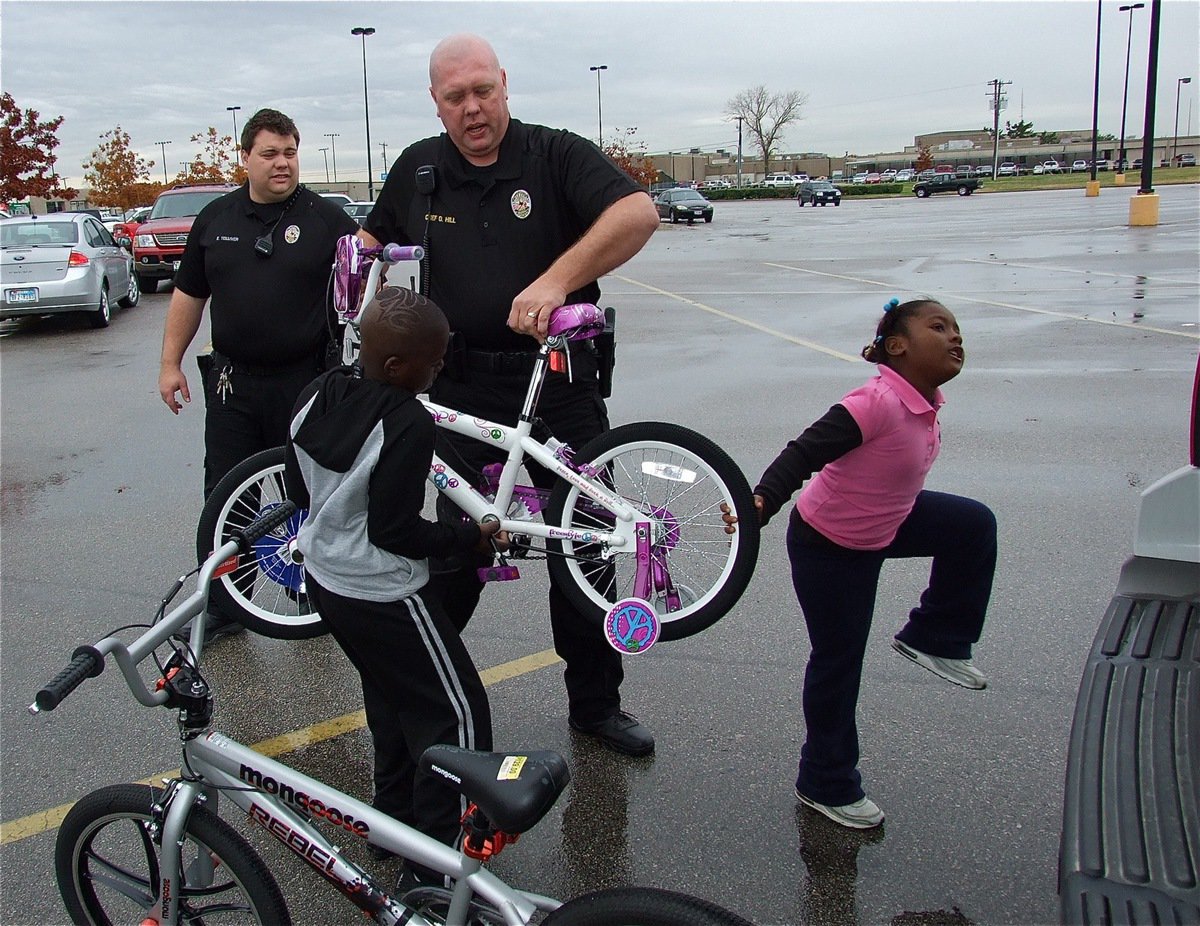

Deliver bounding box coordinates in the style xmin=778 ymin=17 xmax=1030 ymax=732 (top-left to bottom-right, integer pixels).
xmin=796 ymin=806 xmax=975 ymax=926
xmin=559 ymin=734 xmax=636 ymax=897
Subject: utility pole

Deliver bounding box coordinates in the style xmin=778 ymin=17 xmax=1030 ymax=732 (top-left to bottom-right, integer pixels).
xmin=324 ymin=133 xmax=340 ymax=182
xmin=379 ymin=141 xmax=389 ymax=174
xmin=736 ymin=115 xmax=744 ymax=188
xmin=318 ymin=147 xmax=330 ymax=183
xmin=156 ymin=140 xmax=171 ymax=185
xmin=988 ymin=78 xmax=1010 ymax=178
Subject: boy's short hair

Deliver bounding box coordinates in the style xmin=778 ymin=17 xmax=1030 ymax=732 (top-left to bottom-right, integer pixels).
xmin=364 ymin=286 xmax=448 ymax=354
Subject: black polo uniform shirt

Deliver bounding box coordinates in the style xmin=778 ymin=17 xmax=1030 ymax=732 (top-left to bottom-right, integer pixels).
xmin=365 ymin=118 xmax=643 ymax=352
xmin=176 ymin=184 xmax=358 ymax=366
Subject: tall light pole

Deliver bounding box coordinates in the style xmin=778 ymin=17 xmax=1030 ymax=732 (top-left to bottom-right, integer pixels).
xmin=351 ymin=26 xmax=376 ymax=199
xmin=1173 ymin=77 xmax=1193 ymax=165
xmin=324 ymin=133 xmax=340 ymax=182
xmin=1088 ymin=0 xmax=1102 ymax=187
xmin=226 ymin=105 xmax=241 ymax=158
xmin=589 ymin=64 xmax=607 ymax=146
xmin=155 ymin=140 xmax=171 ymax=184
xmin=379 ymin=141 xmax=389 ymax=171
xmin=1117 ymin=2 xmax=1145 ymax=172
xmin=318 ymin=147 xmax=330 ymax=183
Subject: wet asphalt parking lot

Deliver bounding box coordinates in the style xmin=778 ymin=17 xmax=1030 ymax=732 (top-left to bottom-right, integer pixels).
xmin=2 ymin=183 xmax=1198 ymax=925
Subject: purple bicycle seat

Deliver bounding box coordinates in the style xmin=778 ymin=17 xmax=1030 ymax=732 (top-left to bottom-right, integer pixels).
xmin=547 ymin=304 xmax=605 ymax=341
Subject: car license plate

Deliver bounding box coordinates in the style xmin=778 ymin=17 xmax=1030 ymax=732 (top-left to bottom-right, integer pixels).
xmin=172 ymin=261 xmax=181 ymax=271
xmin=5 ymin=288 xmax=38 ymax=305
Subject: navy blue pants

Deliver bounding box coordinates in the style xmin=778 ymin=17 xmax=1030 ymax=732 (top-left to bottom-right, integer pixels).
xmin=787 ymin=490 xmax=997 ymax=806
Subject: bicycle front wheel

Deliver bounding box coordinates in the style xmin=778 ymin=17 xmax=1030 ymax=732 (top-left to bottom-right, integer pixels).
xmin=56 ymin=783 xmax=291 ymax=926
xmin=545 ymin=422 xmax=759 ymax=641
xmin=544 ymin=886 xmax=755 ymax=925
xmin=196 ymin=447 xmax=327 ymax=639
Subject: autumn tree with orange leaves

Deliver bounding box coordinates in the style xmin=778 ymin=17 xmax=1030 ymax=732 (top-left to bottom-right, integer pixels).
xmin=602 ymin=127 xmax=658 ymax=189
xmin=179 ymin=127 xmax=246 ymax=185
xmin=0 ymin=92 xmax=76 ymax=202
xmin=83 ymin=127 xmax=164 ymax=210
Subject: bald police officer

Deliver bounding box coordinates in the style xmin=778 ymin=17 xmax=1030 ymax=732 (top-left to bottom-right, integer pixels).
xmin=360 ymin=34 xmax=661 ymax=756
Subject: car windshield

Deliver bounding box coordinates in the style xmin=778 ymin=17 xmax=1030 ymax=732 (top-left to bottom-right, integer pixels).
xmin=812 ymin=182 xmax=836 ymax=190
xmin=1 ymin=222 xmax=78 ymax=247
xmin=150 ymin=191 xmax=227 ymax=220
xmin=672 ymin=191 xmax=706 ymax=202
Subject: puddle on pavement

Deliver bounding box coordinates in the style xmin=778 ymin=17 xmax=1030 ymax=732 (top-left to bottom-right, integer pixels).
xmin=1132 ymin=274 xmax=1147 ymax=319
xmin=1 ymin=471 xmax=69 ymax=519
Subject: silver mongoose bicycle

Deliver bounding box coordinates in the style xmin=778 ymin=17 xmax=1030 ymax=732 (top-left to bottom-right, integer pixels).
xmin=32 ymin=503 xmax=756 ymax=926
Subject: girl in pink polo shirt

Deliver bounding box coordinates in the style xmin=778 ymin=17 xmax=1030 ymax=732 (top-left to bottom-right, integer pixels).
xmin=753 ymin=298 xmax=997 ymax=830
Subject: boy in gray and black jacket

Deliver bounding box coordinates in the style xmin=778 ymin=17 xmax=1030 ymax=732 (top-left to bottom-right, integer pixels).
xmin=284 ymin=286 xmax=504 ymax=869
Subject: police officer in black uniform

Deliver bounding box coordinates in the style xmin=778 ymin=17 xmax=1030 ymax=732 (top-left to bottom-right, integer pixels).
xmin=361 ymin=34 xmax=661 ymax=756
xmin=159 ymin=107 xmax=358 ymax=640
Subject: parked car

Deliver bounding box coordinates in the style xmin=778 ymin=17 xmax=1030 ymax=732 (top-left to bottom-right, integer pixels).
xmin=1093 ymin=158 xmax=1111 ymax=171
xmin=1175 ymin=153 xmax=1196 ymax=167
xmin=761 ymin=173 xmax=800 ymax=189
xmin=133 ymin=184 xmax=237 ymax=293
xmin=342 ymin=201 xmax=374 ymax=227
xmin=654 ymin=188 xmax=713 ymax=224
xmin=112 ymin=206 xmax=151 ymax=247
xmin=955 ymin=166 xmax=974 ymax=178
xmin=852 ymin=171 xmax=869 ymax=184
xmin=318 ymin=193 xmax=353 ymax=207
xmin=912 ymin=173 xmax=981 ymax=198
xmin=895 ymin=168 xmax=916 ymax=182
xmin=915 ymin=168 xmax=937 ymax=180
xmin=700 ymin=179 xmax=732 ymax=190
xmin=1071 ymin=159 xmax=1090 ymax=173
xmin=796 ymin=180 xmax=841 ymax=207
xmin=1041 ymin=160 xmax=1063 ymax=174
xmin=793 ymin=173 xmax=810 ymax=183
xmin=863 ymin=172 xmax=882 ymax=184
xmin=0 ymin=212 xmax=139 ymax=328
xmin=934 ymin=164 xmax=955 ymax=175
xmin=975 ymin=164 xmax=994 ymax=177
xmin=1132 ymin=158 xmax=1143 ymax=170
xmin=998 ymin=162 xmax=1021 ymax=176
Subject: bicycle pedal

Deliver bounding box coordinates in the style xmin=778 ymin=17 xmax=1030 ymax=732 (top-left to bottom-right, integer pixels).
xmin=477 ymin=565 xmax=520 ymax=583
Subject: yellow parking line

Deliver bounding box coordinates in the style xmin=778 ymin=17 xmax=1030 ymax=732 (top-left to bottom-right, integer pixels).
xmin=0 ymin=649 xmax=562 ymax=847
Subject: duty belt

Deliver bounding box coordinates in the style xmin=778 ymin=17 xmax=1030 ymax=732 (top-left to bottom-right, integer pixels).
xmin=210 ymin=350 xmax=320 ymax=376
xmin=464 ymin=341 xmax=594 ymax=375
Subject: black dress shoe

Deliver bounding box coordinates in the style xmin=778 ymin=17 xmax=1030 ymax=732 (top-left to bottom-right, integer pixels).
xmin=569 ymin=711 xmax=655 ymax=757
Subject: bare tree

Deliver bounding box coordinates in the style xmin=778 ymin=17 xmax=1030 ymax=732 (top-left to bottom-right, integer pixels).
xmin=725 ymin=86 xmax=808 ymax=173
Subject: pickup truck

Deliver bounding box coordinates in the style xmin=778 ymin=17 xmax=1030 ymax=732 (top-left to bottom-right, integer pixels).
xmin=912 ymin=174 xmax=981 ymax=197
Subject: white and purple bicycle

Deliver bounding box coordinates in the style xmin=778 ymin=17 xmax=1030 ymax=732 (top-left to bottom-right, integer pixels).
xmin=196 ymin=237 xmax=759 ymax=653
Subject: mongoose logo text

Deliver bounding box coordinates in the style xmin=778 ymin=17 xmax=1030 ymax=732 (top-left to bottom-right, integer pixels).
xmin=240 ymin=764 xmax=370 ymax=836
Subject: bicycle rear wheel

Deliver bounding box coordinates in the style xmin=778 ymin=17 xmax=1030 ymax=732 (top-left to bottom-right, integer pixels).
xmin=545 ymin=422 xmax=759 ymax=641
xmin=196 ymin=447 xmax=327 ymax=639
xmin=543 ymin=886 xmax=755 ymax=925
xmin=56 ymin=783 xmax=291 ymax=926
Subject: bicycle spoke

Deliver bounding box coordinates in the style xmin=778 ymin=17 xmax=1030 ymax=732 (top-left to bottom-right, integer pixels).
xmin=82 ymin=846 xmax=156 ymax=908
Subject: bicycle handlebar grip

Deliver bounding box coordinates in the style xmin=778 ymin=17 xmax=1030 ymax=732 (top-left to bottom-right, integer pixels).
xmin=380 ymin=243 xmax=424 ymax=263
xmin=35 ymin=645 xmax=104 ymax=711
xmin=233 ymin=500 xmax=298 ymax=552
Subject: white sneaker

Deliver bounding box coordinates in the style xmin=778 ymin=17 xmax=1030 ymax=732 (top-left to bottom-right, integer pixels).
xmin=891 ymin=638 xmax=987 ymax=690
xmin=795 ymin=788 xmax=884 ymax=829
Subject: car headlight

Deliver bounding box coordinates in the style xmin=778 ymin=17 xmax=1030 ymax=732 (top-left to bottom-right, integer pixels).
xmin=135 ymin=234 xmax=155 ymax=248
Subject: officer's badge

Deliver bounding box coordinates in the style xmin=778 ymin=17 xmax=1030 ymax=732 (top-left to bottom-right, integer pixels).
xmin=284 ymin=225 xmax=300 ymax=244
xmin=510 ymin=190 xmax=532 ymax=220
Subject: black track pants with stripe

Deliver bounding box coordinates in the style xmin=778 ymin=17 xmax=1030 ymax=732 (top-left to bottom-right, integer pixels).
xmin=307 ymin=575 xmax=493 ymax=848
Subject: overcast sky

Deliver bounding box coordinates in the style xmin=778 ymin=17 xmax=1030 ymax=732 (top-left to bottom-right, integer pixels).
xmin=3 ymin=0 xmax=1198 ymax=188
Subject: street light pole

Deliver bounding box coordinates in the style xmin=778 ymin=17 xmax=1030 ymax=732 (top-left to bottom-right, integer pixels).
xmin=589 ymin=65 xmax=607 ymax=146
xmin=1089 ymin=0 xmax=1102 ymax=186
xmin=155 ymin=140 xmax=171 ymax=184
xmin=1173 ymin=77 xmax=1193 ymax=166
xmin=324 ymin=133 xmax=340 ymax=182
xmin=226 ymin=105 xmax=241 ymax=158
xmin=318 ymin=147 xmax=330 ymax=183
xmin=352 ymin=26 xmax=376 ymax=199
xmin=1117 ymin=2 xmax=1145 ymax=173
